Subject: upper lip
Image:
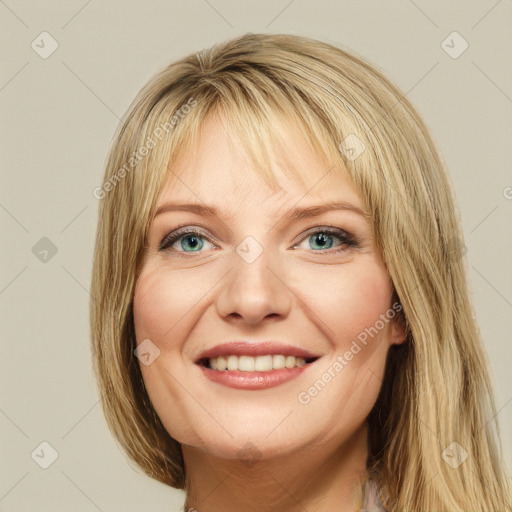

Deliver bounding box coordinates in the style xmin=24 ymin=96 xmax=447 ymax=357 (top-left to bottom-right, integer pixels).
xmin=195 ymin=341 xmax=321 ymax=363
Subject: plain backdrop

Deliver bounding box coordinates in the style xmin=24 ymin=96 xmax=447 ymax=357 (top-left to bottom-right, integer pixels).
xmin=1 ymin=1 xmax=511 ymax=510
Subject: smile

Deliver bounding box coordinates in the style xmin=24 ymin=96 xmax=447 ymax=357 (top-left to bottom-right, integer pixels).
xmin=205 ymin=354 xmax=311 ymax=371
xmin=195 ymin=341 xmax=320 ymax=390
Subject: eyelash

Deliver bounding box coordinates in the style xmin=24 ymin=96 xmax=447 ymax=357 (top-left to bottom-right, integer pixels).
xmin=158 ymin=225 xmax=359 ymax=257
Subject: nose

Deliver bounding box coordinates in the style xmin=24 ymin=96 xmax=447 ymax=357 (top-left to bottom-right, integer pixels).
xmin=215 ymin=247 xmax=293 ymax=326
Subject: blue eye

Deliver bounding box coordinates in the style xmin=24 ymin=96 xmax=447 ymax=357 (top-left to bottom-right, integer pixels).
xmin=295 ymin=228 xmax=358 ymax=253
xmin=159 ymin=226 xmax=358 ymax=256
xmin=177 ymin=234 xmax=204 ymax=252
xmin=159 ymin=228 xmax=216 ymax=254
xmin=309 ymin=232 xmax=335 ymax=250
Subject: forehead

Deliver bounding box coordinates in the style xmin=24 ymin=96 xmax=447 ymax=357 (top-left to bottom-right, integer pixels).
xmin=157 ymin=113 xmax=365 ymax=211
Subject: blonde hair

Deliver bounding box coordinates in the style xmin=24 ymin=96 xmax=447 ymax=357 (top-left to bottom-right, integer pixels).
xmin=90 ymin=33 xmax=511 ymax=510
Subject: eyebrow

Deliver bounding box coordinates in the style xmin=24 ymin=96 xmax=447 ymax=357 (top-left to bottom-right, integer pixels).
xmin=155 ymin=201 xmax=371 ymax=222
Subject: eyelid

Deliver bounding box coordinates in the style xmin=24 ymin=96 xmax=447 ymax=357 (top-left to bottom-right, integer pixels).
xmin=293 ymin=225 xmax=357 ymax=245
xmin=158 ymin=225 xmax=218 ymax=252
xmin=159 ymin=224 xmax=358 ymax=256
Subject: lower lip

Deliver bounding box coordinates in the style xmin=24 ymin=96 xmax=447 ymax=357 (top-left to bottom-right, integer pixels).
xmin=198 ymin=364 xmax=310 ymax=390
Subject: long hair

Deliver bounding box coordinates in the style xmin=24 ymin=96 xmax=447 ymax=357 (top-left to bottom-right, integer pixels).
xmin=89 ymin=33 xmax=511 ymax=510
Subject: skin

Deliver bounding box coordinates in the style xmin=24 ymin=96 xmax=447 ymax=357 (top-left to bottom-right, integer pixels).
xmin=133 ymin=113 xmax=406 ymax=512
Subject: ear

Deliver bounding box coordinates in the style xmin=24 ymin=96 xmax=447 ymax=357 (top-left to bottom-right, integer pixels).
xmin=389 ymin=313 xmax=408 ymax=346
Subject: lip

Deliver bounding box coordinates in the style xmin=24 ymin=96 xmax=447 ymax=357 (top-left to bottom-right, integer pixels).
xmin=195 ymin=341 xmax=321 ymax=390
xmin=199 ymin=365 xmax=312 ymax=390
xmin=195 ymin=341 xmax=320 ymax=361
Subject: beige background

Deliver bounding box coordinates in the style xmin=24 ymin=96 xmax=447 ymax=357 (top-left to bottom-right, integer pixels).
xmin=1 ymin=0 xmax=511 ymax=510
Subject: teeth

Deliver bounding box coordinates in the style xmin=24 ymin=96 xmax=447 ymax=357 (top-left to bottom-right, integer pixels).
xmin=285 ymin=355 xmax=296 ymax=368
xmin=216 ymin=356 xmax=227 ymax=371
xmin=238 ymin=355 xmax=254 ymax=371
xmin=207 ymin=355 xmax=308 ymax=371
xmin=272 ymin=354 xmax=286 ymax=369
xmin=254 ymin=355 xmax=272 ymax=371
xmin=227 ymin=355 xmax=238 ymax=371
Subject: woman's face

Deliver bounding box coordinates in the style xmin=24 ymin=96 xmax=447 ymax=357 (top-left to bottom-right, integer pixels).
xmin=133 ymin=114 xmax=406 ymax=461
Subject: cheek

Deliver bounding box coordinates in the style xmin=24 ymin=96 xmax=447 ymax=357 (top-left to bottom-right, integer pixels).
xmin=133 ymin=262 xmax=214 ymax=345
xmin=293 ymin=258 xmax=393 ymax=353
xmin=132 ymin=263 xmax=217 ymax=443
xmin=292 ymin=259 xmax=393 ymax=423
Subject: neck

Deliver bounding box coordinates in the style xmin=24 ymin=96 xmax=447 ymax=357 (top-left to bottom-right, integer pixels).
xmin=182 ymin=424 xmax=370 ymax=512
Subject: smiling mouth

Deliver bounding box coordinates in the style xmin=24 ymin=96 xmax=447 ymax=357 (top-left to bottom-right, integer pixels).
xmin=198 ymin=354 xmax=319 ymax=372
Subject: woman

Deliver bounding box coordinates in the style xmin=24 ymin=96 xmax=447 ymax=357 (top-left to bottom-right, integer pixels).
xmin=89 ymin=33 xmax=511 ymax=511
